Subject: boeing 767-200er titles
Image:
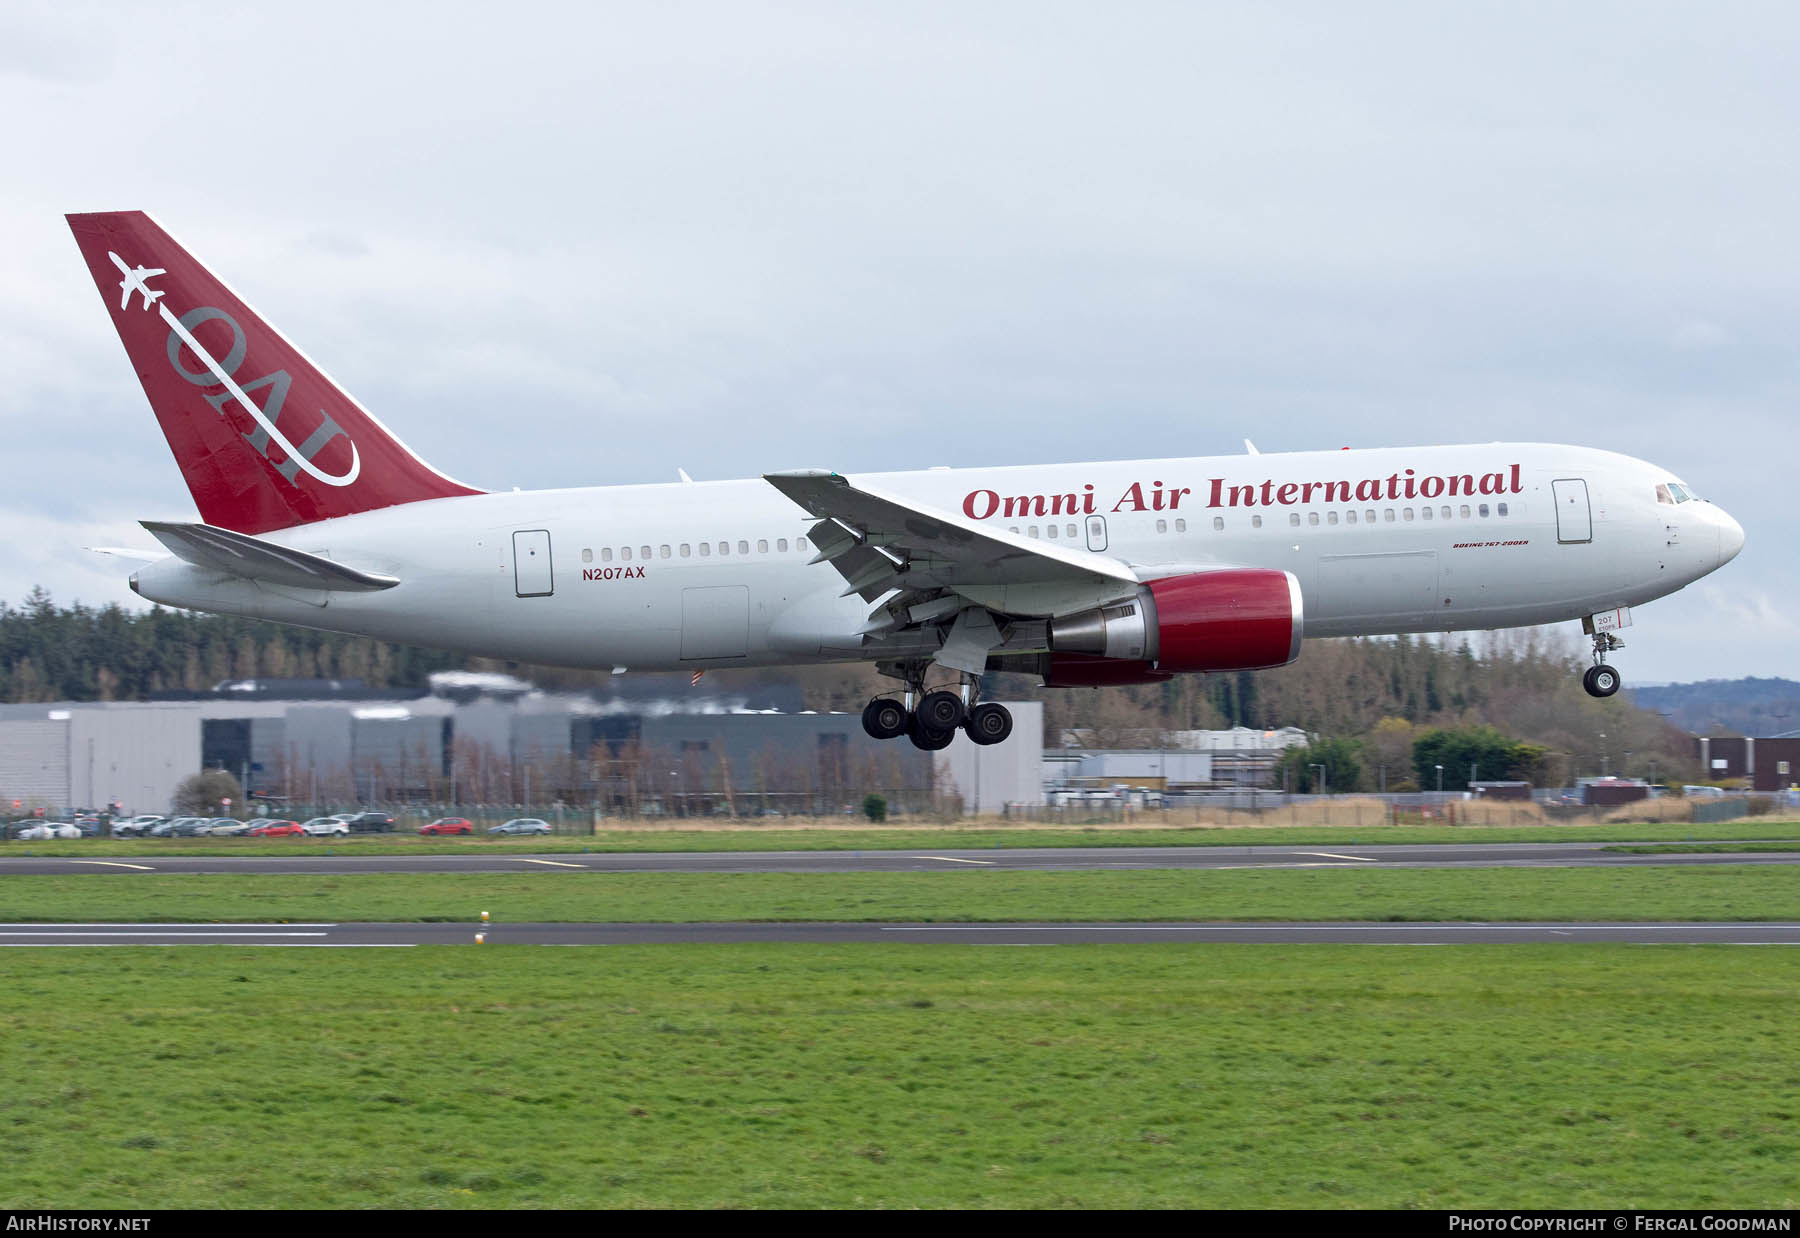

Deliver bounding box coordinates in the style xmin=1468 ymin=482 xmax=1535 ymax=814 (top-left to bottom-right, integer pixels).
xmin=68 ymin=211 xmax=1745 ymax=748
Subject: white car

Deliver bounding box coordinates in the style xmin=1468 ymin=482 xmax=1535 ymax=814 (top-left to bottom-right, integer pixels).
xmin=113 ymin=815 xmax=164 ymax=837
xmin=300 ymin=817 xmax=350 ymax=837
xmin=18 ymin=822 xmax=80 ymax=841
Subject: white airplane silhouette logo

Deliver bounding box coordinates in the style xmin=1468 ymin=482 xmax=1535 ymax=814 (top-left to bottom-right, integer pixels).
xmin=107 ymin=251 xmax=166 ymax=311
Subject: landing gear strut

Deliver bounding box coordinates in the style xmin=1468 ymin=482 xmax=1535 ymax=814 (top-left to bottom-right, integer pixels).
xmin=1583 ymin=631 xmax=1624 ymax=699
xmin=862 ymin=662 xmax=1015 ymax=747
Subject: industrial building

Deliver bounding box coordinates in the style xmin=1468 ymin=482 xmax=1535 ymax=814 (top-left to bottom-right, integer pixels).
xmin=0 ymin=682 xmax=1044 ymax=819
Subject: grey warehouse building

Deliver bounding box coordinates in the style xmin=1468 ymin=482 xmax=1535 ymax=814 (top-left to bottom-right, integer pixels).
xmin=0 ymin=688 xmax=1043 ymax=819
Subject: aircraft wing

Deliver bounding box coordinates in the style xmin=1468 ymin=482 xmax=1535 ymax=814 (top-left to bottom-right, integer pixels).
xmin=764 ymin=470 xmax=1138 ymax=603
xmin=141 ymin=521 xmax=399 ymax=592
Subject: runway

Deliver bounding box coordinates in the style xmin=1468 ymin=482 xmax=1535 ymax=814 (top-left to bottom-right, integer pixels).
xmin=3 ymin=920 xmax=1798 ymax=946
xmin=1 ymin=839 xmax=1795 ymax=876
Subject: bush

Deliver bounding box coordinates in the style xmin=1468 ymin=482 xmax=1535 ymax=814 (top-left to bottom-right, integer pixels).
xmin=1746 ymin=796 xmax=1780 ymax=817
xmin=862 ymin=793 xmax=887 ymax=824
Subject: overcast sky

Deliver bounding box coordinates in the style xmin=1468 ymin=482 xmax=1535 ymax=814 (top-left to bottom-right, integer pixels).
xmin=3 ymin=2 xmax=1795 ymax=686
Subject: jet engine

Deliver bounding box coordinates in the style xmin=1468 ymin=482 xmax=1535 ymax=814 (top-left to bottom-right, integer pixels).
xmin=1042 ymin=568 xmax=1303 ymax=685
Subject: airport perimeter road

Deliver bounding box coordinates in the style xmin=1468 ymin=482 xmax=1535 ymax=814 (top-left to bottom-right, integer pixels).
xmin=1 ymin=841 xmax=1798 ymax=876
xmin=3 ymin=921 xmax=1800 ymax=946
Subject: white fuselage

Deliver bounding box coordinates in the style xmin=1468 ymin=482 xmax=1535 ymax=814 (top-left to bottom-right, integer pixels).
xmin=129 ymin=443 xmax=1743 ymax=671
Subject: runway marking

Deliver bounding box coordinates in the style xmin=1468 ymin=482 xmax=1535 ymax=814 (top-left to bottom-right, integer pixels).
xmin=914 ymin=855 xmax=996 ymax=866
xmin=0 ymin=931 xmax=329 ymax=938
xmin=515 ymin=859 xmax=587 ymax=869
xmin=69 ymin=860 xmax=156 ymax=871
xmin=0 ymin=922 xmax=338 ymax=928
xmin=1294 ymin=851 xmax=1376 ymax=862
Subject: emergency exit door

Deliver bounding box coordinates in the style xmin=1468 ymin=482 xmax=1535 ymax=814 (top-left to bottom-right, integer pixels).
xmin=513 ymin=530 xmax=554 ymax=596
xmin=1552 ymin=479 xmax=1592 ymax=544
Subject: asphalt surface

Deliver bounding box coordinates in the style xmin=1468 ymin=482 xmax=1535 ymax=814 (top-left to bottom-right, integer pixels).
xmin=2 ymin=921 xmax=1798 ymax=946
xmin=5 ymin=840 xmax=1793 ymax=947
xmin=1 ymin=840 xmax=1797 ymax=875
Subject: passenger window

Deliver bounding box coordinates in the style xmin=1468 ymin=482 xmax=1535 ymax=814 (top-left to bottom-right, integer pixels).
xmin=797 ymin=537 xmax=808 ymax=551
xmin=1028 ymin=526 xmax=1040 ymax=538
xmin=1496 ymin=503 xmax=1508 ymax=517
xmin=1384 ymin=509 xmax=1395 ymax=522
xmin=699 ymin=543 xmax=711 ymax=557
xmin=621 ymin=547 xmax=632 ymax=561
xmin=738 ymin=540 xmax=749 ymax=555
xmin=1346 ymin=511 xmax=1358 ymax=525
xmin=1175 ymin=519 xmax=1187 ymax=533
xmin=680 ymin=544 xmax=691 ymax=558
xmin=640 ymin=546 xmax=651 ymax=560
xmin=1421 ymin=507 xmax=1432 ymax=521
xmin=660 ymin=545 xmax=671 ymax=558
xmin=1308 ymin=512 xmax=1319 ymax=526
xmin=581 ymin=548 xmax=593 ymax=564
xmin=1440 ymin=506 xmax=1452 ymax=520
xmin=1251 ymin=514 xmax=1263 ymax=529
xmin=1327 ymin=512 xmax=1339 ymax=525
xmin=1459 ymin=505 xmax=1471 ymax=519
xmin=1212 ymin=516 xmax=1224 ymax=531
xmin=1155 ymin=519 xmax=1166 ymax=534
xmin=757 ymin=539 xmax=768 ymax=553
xmin=777 ymin=538 xmax=788 ymax=553
xmin=1478 ymin=504 xmax=1489 ymax=518
xmin=718 ymin=542 xmax=729 ymax=556
xmin=1365 ymin=509 xmax=1376 ymax=524
xmin=1288 ymin=513 xmax=1299 ymax=527
xmin=1403 ymin=508 xmax=1414 ymax=522
xmin=1047 ymin=524 xmax=1060 ymax=539
xmin=1067 ymin=524 xmax=1078 ymax=538
xmin=602 ymin=547 xmax=613 ymax=561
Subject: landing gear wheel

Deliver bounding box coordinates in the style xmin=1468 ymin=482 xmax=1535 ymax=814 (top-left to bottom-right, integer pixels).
xmin=1583 ymin=664 xmax=1622 ymax=698
xmin=964 ymin=702 xmax=1013 ymax=746
xmin=916 ymin=690 xmax=967 ymax=732
xmin=907 ymin=716 xmax=956 ymax=750
xmin=861 ymin=698 xmax=909 ymax=740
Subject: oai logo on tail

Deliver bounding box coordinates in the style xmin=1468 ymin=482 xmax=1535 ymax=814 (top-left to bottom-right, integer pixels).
xmin=107 ymin=250 xmax=361 ymax=489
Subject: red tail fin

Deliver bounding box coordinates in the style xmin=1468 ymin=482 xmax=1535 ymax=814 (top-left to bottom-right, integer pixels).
xmin=68 ymin=211 xmax=482 ymax=533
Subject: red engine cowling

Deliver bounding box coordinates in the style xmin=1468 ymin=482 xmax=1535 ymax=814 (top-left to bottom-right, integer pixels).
xmin=1044 ymin=568 xmax=1303 ymax=683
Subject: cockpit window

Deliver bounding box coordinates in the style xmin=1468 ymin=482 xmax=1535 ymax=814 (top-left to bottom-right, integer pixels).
xmin=1659 ymin=482 xmax=1699 ymax=504
xmin=1656 ymin=483 xmax=1674 ymax=505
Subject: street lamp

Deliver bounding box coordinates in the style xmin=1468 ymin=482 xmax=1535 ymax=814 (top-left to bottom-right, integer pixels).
xmin=1435 ymin=764 xmax=1444 ymax=795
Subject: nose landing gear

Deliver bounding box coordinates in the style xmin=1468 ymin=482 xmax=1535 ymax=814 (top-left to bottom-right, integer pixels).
xmin=1583 ymin=630 xmax=1624 ymax=698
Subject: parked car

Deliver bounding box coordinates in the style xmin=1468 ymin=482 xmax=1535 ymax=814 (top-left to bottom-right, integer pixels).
xmin=488 ymin=818 xmax=551 ymax=836
xmin=419 ymin=817 xmax=474 ymax=835
xmin=113 ymin=815 xmax=164 ymax=837
xmin=300 ymin=817 xmax=350 ymax=837
xmin=19 ymin=822 xmax=81 ymax=841
xmin=248 ymin=820 xmax=305 ymax=837
xmin=207 ymin=819 xmax=257 ymax=837
xmin=170 ymin=818 xmax=215 ymax=837
xmin=342 ymin=812 xmax=397 ymax=834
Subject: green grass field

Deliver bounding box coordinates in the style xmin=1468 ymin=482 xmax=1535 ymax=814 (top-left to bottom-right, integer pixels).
xmin=4 ymin=864 xmax=1798 ymax=924
xmin=3 ymin=946 xmax=1795 ymax=1208
xmin=7 ymin=818 xmax=1800 ymax=858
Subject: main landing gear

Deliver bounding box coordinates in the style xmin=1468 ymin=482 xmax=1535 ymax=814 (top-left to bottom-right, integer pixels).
xmin=861 ymin=664 xmax=1014 ymax=749
xmin=1583 ymin=631 xmax=1624 ymax=699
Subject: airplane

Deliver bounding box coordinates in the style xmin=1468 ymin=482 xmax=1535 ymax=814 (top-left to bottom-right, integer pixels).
xmin=66 ymin=210 xmax=1745 ymax=749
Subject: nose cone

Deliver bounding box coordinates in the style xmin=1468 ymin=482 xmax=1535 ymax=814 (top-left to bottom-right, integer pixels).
xmin=1717 ymin=509 xmax=1745 ymax=566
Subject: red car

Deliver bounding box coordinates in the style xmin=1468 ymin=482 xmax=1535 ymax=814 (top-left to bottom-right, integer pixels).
xmin=249 ymin=820 xmax=305 ymax=837
xmin=419 ymin=817 xmax=473 ymax=835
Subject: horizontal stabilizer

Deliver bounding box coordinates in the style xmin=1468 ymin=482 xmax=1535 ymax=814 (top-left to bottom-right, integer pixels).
xmin=141 ymin=521 xmax=399 ymax=592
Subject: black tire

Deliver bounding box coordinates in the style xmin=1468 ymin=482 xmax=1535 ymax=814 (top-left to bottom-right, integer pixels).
xmin=965 ymin=702 xmax=1013 ymax=746
xmin=1583 ymin=664 xmax=1622 ymax=698
xmin=861 ymin=698 xmax=909 ymax=740
xmin=917 ymin=690 xmax=966 ymax=732
xmin=907 ymin=717 xmax=956 ymax=750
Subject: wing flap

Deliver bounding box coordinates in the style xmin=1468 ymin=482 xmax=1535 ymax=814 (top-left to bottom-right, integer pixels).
xmin=141 ymin=521 xmax=399 ymax=592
